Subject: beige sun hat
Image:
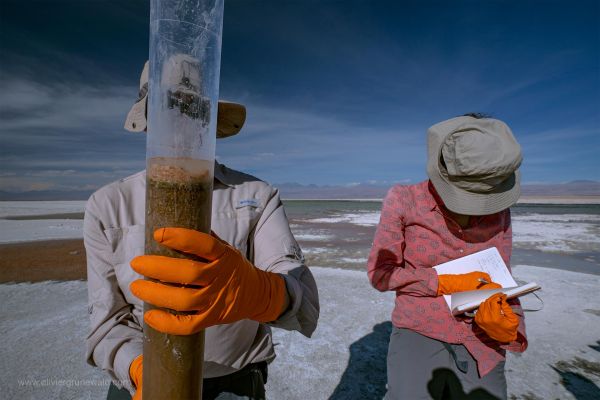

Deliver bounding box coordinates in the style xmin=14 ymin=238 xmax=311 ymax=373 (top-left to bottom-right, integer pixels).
xmin=124 ymin=60 xmax=246 ymax=138
xmin=426 ymin=115 xmax=523 ymax=216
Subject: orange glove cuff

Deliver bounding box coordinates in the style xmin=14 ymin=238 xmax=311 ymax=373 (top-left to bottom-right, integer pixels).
xmin=251 ymin=271 xmax=287 ymax=323
xmin=129 ymin=354 xmax=143 ymax=390
xmin=475 ymin=293 xmax=519 ymax=343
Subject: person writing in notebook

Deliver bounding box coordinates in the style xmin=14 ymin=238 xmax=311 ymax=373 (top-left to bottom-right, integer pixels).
xmin=367 ymin=114 xmax=527 ymax=399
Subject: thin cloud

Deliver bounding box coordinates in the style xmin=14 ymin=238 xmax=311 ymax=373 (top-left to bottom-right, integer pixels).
xmin=0 ymin=78 xmax=135 ymax=132
xmin=217 ymin=102 xmax=426 ymax=185
xmin=0 ymin=75 xmax=145 ymax=192
xmin=1 ymin=0 xmax=598 ymax=194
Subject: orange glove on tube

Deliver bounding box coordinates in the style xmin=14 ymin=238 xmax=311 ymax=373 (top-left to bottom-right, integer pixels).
xmin=436 ymin=271 xmax=501 ymax=296
xmin=129 ymin=355 xmax=143 ymax=400
xmin=130 ymin=227 xmax=287 ymax=335
xmin=475 ymin=293 xmax=519 ymax=342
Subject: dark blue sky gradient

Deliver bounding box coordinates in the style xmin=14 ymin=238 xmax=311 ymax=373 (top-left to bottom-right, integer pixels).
xmin=1 ymin=0 xmax=598 ymax=192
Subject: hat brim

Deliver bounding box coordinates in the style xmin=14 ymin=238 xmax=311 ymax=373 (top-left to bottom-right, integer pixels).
xmin=427 ymin=151 xmax=521 ymax=216
xmin=124 ymin=94 xmax=246 ymax=138
xmin=216 ymin=101 xmax=246 ymax=138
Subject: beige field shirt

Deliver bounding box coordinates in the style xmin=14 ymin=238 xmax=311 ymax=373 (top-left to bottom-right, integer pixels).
xmin=84 ymin=162 xmax=319 ymax=394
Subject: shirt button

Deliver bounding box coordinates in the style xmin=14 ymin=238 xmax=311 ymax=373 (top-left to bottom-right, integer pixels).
xmin=459 ymin=249 xmax=464 ymax=253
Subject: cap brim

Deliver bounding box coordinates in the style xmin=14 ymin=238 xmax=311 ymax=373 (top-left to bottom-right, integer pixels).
xmin=124 ymin=97 xmax=147 ymax=133
xmin=125 ymin=95 xmax=246 ymax=138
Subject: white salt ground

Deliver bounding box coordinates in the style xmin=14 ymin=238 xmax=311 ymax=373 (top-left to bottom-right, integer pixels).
xmin=0 ymin=266 xmax=599 ymax=400
xmin=0 ymin=201 xmax=86 ymax=218
xmin=0 ymin=201 xmax=85 ymax=243
xmin=0 ymin=219 xmax=83 ymax=243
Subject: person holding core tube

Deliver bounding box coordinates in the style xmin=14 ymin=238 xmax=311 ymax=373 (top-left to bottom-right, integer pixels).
xmin=367 ymin=114 xmax=527 ymax=399
xmin=85 ymin=61 xmax=319 ymax=400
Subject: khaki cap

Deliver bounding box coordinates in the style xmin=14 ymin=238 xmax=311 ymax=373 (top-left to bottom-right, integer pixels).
xmin=124 ymin=61 xmax=246 ymax=138
xmin=426 ymin=116 xmax=523 ymax=216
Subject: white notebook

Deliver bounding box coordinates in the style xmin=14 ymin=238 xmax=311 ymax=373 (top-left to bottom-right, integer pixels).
xmin=433 ymin=247 xmax=541 ymax=316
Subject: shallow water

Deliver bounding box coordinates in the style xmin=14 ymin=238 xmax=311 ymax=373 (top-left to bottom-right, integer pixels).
xmin=283 ymin=200 xmax=600 ymax=274
xmin=1 ymin=200 xmax=598 ymax=274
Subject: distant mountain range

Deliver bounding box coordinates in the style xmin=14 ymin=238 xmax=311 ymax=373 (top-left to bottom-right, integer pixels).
xmin=276 ymin=180 xmax=600 ymax=199
xmin=1 ymin=180 xmax=599 ymax=201
xmin=275 ymin=182 xmax=392 ymax=200
xmin=519 ymin=180 xmax=600 ymax=197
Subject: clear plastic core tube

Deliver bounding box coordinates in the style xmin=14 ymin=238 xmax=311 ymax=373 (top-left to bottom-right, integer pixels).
xmin=143 ymin=1 xmax=224 ymax=399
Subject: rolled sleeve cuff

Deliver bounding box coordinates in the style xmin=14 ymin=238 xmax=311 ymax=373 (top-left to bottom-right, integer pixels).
xmin=268 ymin=274 xmax=304 ymax=331
xmin=268 ymin=271 xmax=320 ymax=338
xmin=113 ymin=341 xmax=143 ymax=395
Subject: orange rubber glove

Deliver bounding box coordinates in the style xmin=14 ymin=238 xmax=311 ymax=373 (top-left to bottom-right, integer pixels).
xmin=436 ymin=271 xmax=501 ymax=296
xmin=475 ymin=293 xmax=519 ymax=342
xmin=130 ymin=227 xmax=287 ymax=335
xmin=129 ymin=355 xmax=143 ymax=400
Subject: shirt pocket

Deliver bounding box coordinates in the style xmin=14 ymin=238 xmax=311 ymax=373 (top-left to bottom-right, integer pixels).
xmin=213 ymin=204 xmax=261 ymax=259
xmin=104 ymin=224 xmax=145 ymax=306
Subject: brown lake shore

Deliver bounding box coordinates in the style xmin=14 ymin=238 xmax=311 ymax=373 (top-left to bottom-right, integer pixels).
xmin=2 ymin=236 xmax=598 ymax=285
xmin=0 ymin=239 xmax=86 ymax=283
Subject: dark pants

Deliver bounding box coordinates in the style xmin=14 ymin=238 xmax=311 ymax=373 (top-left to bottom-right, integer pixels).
xmin=107 ymin=362 xmax=268 ymax=400
xmin=385 ymin=328 xmax=507 ymax=400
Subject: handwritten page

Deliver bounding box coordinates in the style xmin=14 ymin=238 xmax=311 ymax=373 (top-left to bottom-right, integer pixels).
xmin=433 ymin=247 xmax=517 ymax=311
xmin=433 ymin=247 xmax=517 ymax=287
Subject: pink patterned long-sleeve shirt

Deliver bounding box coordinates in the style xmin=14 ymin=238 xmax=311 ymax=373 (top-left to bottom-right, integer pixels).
xmin=367 ymin=180 xmax=527 ymax=377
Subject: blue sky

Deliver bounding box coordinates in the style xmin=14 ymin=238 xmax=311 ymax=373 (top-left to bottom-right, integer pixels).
xmin=0 ymin=0 xmax=598 ymax=193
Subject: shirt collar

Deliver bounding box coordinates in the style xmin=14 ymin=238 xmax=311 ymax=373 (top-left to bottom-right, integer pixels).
xmin=428 ymin=180 xmax=496 ymax=227
xmin=213 ymin=161 xmax=234 ymax=187
xmin=427 ymin=180 xmax=444 ymax=212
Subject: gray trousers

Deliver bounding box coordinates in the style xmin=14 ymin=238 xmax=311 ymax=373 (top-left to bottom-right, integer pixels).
xmin=385 ymin=328 xmax=507 ymax=400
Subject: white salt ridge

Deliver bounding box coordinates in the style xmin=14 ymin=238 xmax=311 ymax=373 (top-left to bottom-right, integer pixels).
xmin=512 ymin=214 xmax=600 ymax=253
xmin=295 ymin=233 xmax=335 ymax=241
xmin=307 ymin=212 xmax=381 ymax=227
xmin=514 ymin=213 xmax=600 ymax=223
xmin=0 ymin=201 xmax=86 ymax=218
xmin=1 ymin=266 xmax=598 ymax=399
xmin=302 ymin=247 xmax=331 ymax=255
xmin=339 ymin=257 xmax=368 ymax=264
